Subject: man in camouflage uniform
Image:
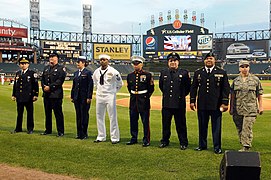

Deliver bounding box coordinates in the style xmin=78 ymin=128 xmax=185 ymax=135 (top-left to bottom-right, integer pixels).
xmin=229 ymin=60 xmax=263 ymax=152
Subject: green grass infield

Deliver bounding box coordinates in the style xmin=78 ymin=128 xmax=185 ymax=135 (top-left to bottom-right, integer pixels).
xmin=0 ymin=80 xmax=270 ymax=179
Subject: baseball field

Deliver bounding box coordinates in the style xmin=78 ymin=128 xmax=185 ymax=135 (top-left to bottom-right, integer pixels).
xmin=0 ymin=80 xmax=270 ymax=179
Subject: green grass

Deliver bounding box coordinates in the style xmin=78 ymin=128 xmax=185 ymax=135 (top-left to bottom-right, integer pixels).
xmin=0 ymin=81 xmax=270 ymax=179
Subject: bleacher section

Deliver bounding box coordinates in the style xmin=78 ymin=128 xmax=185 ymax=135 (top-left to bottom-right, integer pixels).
xmin=30 ymin=64 xmax=45 ymax=72
xmin=223 ymin=63 xmax=271 ymax=74
xmin=0 ymin=63 xmax=19 ymax=74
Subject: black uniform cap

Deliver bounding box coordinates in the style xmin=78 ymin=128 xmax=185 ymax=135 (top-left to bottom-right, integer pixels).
xmin=167 ymin=52 xmax=180 ymax=61
xmin=204 ymin=51 xmax=216 ymax=59
xmin=19 ymin=57 xmax=29 ymax=64
xmin=49 ymin=51 xmax=59 ymax=58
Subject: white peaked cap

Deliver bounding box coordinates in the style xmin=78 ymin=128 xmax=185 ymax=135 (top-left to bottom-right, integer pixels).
xmin=131 ymin=55 xmax=145 ymax=63
xmin=98 ymin=54 xmax=110 ymax=60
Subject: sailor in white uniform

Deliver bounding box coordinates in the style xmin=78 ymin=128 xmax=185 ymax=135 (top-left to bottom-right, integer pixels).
xmin=92 ymin=54 xmax=123 ymax=144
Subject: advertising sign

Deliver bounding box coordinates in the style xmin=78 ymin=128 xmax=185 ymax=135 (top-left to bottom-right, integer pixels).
xmin=94 ymin=44 xmax=131 ymax=60
xmin=221 ymin=40 xmax=269 ymax=60
xmin=41 ymin=40 xmax=82 ymax=58
xmin=0 ymin=26 xmax=28 ymax=38
xmin=197 ymin=35 xmax=213 ymax=50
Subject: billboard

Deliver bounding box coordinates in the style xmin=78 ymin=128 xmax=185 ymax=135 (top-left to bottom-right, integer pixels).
xmin=197 ymin=34 xmax=213 ymax=50
xmin=93 ymin=44 xmax=131 ymax=60
xmin=143 ymin=22 xmax=212 ymax=60
xmin=41 ymin=40 xmax=82 ymax=58
xmin=215 ymin=39 xmax=268 ymax=60
xmin=0 ymin=26 xmax=28 ymax=38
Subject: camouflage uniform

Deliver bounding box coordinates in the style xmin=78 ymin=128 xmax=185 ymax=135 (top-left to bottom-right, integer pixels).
xmin=231 ymin=74 xmax=263 ymax=148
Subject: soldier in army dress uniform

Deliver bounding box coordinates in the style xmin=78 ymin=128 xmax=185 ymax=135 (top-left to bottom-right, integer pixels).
xmin=11 ymin=57 xmax=39 ymax=134
xmin=159 ymin=52 xmax=191 ymax=150
xmin=190 ymin=52 xmax=230 ymax=154
xmin=229 ymin=60 xmax=263 ymax=152
xmin=126 ymin=55 xmax=154 ymax=147
xmin=41 ymin=51 xmax=66 ymax=137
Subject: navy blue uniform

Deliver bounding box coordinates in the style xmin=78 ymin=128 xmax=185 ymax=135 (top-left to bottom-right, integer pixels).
xmin=159 ymin=68 xmax=191 ymax=146
xmin=190 ymin=66 xmax=230 ymax=150
xmin=127 ymin=70 xmax=154 ymax=144
xmin=12 ymin=69 xmax=39 ymax=132
xmin=71 ymin=68 xmax=93 ymax=139
xmin=41 ymin=64 xmax=66 ymax=135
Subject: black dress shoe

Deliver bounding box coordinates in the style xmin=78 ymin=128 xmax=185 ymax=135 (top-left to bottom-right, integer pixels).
xmin=126 ymin=141 xmax=137 ymax=145
xmin=40 ymin=131 xmax=52 ymax=135
xmin=11 ymin=130 xmax=22 ymax=134
xmin=180 ymin=145 xmax=187 ymax=150
xmin=81 ymin=136 xmax=88 ymax=140
xmin=194 ymin=147 xmax=207 ymax=151
xmin=94 ymin=140 xmax=104 ymax=143
xmin=27 ymin=130 xmax=33 ymax=134
xmin=159 ymin=143 xmax=169 ymax=148
xmin=142 ymin=142 xmax=150 ymax=147
xmin=57 ymin=133 xmax=64 ymax=137
xmin=214 ymin=149 xmax=222 ymax=154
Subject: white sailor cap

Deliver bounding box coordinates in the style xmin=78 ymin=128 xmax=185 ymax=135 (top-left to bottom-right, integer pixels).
xmin=98 ymin=54 xmax=110 ymax=60
xmin=131 ymin=55 xmax=145 ymax=63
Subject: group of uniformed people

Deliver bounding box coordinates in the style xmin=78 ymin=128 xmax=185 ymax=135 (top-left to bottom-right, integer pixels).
xmin=11 ymin=51 xmax=263 ymax=153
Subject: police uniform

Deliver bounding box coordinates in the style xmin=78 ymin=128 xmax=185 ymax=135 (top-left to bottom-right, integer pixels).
xmin=230 ymin=60 xmax=263 ymax=151
xmin=159 ymin=53 xmax=191 ymax=149
xmin=41 ymin=52 xmax=66 ymax=136
xmin=71 ymin=58 xmax=93 ymax=139
xmin=190 ymin=52 xmax=230 ymax=152
xmin=93 ymin=54 xmax=123 ymax=143
xmin=127 ymin=56 xmax=154 ymax=146
xmin=12 ymin=58 xmax=39 ymax=133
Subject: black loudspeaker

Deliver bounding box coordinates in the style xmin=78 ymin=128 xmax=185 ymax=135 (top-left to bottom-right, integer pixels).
xmin=220 ymin=151 xmax=261 ymax=180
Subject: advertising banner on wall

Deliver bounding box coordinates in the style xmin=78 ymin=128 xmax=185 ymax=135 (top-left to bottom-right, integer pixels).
xmin=197 ymin=34 xmax=213 ymax=50
xmin=219 ymin=40 xmax=269 ymax=60
xmin=0 ymin=26 xmax=28 ymax=38
xmin=93 ymin=43 xmax=131 ymax=60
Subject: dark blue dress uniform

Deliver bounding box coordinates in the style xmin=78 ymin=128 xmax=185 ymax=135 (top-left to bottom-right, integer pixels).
xmin=127 ymin=69 xmax=154 ymax=145
xmin=12 ymin=69 xmax=39 ymax=133
xmin=190 ymin=66 xmax=230 ymax=151
xmin=71 ymin=68 xmax=93 ymax=139
xmin=159 ymin=68 xmax=191 ymax=147
xmin=41 ymin=64 xmax=66 ymax=135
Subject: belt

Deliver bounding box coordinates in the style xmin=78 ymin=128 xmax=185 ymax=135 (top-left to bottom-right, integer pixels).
xmin=131 ymin=90 xmax=148 ymax=94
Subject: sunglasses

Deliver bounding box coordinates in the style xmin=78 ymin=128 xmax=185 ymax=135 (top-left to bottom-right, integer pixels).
xmin=132 ymin=61 xmax=142 ymax=65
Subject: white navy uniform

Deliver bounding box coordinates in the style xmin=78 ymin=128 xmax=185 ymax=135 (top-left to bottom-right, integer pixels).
xmin=93 ymin=65 xmax=123 ymax=142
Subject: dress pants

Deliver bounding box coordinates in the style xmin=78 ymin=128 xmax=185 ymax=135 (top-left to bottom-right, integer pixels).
xmin=43 ymin=98 xmax=64 ymax=134
xmin=16 ymin=101 xmax=34 ymax=131
xmin=96 ymin=94 xmax=120 ymax=142
xmin=74 ymin=98 xmax=90 ymax=138
xmin=197 ymin=110 xmax=222 ymax=150
xmin=129 ymin=109 xmax=150 ymax=144
xmin=161 ymin=107 xmax=188 ymax=146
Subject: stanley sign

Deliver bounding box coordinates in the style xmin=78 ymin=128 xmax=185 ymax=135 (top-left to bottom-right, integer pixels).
xmin=94 ymin=43 xmax=131 ymax=60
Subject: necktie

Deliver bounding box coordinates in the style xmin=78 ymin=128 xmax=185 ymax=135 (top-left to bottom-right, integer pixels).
xmin=100 ymin=69 xmax=108 ymax=85
xmin=207 ymin=68 xmax=211 ymax=74
xmin=78 ymin=70 xmax=82 ymax=76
